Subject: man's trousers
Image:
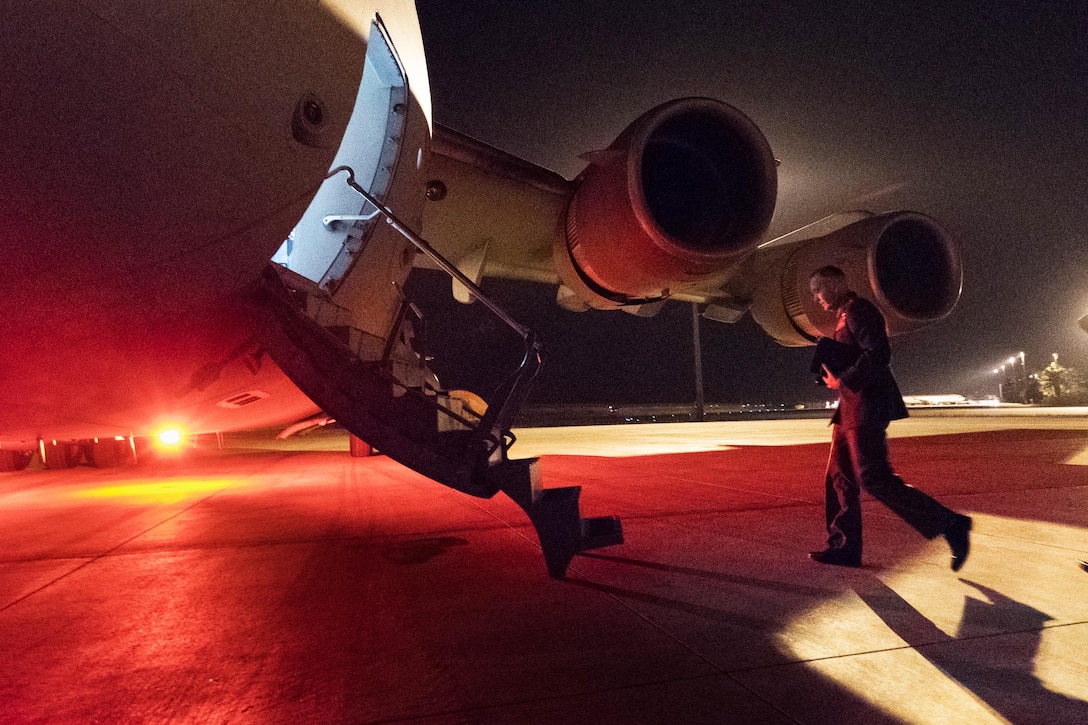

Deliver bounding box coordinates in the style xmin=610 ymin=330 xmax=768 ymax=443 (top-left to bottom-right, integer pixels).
xmin=824 ymin=423 xmax=954 ymax=556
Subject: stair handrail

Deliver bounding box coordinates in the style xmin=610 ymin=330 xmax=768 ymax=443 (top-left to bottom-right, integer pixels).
xmin=326 ymin=165 xmax=545 ymax=456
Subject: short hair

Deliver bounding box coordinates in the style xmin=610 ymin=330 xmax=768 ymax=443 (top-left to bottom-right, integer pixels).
xmin=810 ymin=265 xmax=846 ymax=281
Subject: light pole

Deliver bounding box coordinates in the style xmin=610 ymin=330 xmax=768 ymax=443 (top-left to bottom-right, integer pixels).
xmin=692 ymin=303 xmax=705 ymax=421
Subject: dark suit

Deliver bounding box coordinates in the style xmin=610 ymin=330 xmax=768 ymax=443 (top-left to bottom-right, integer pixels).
xmin=822 ymin=294 xmax=955 ymax=559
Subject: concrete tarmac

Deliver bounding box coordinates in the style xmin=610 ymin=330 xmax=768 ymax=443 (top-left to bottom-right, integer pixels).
xmin=2 ymin=411 xmax=1087 ymax=723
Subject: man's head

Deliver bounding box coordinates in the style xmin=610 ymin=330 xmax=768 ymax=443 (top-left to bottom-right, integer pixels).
xmin=809 ymin=266 xmax=852 ymax=312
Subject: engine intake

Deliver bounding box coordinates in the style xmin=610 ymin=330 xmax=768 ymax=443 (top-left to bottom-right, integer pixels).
xmin=750 ymin=211 xmax=962 ymax=346
xmin=556 ymin=98 xmax=777 ymax=309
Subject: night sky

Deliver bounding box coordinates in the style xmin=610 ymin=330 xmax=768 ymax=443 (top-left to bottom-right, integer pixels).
xmin=411 ymin=1 xmax=1088 ymax=406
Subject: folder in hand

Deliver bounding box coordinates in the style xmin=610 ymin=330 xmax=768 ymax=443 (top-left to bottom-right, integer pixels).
xmin=810 ymin=337 xmax=860 ymax=384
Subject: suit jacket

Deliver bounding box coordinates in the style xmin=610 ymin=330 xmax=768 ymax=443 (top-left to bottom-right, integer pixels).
xmin=828 ymin=294 xmax=909 ymax=428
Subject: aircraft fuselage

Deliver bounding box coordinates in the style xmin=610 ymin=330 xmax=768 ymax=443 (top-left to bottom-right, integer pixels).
xmin=0 ymin=0 xmax=432 ymax=447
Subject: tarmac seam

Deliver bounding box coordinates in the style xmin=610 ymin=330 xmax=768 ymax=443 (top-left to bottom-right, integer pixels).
xmin=563 ymin=571 xmax=805 ymax=723
xmin=355 ymin=672 xmax=797 ymax=724
xmin=0 ymin=452 xmax=293 ymax=615
xmin=456 ymin=495 xmax=805 ymax=721
xmin=0 ymin=513 xmax=540 ymax=566
xmin=720 ymin=619 xmax=1088 ymax=676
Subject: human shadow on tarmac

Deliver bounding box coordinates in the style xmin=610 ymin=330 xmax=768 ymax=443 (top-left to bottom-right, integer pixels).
xmin=567 ymin=553 xmax=937 ymax=723
xmin=853 ymin=577 xmax=1088 ymax=724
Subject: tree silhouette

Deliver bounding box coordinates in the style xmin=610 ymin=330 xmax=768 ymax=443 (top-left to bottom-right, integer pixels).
xmin=1037 ymin=355 xmax=1087 ymax=405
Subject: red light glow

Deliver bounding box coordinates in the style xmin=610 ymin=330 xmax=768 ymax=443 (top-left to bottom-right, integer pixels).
xmin=155 ymin=428 xmax=184 ymax=449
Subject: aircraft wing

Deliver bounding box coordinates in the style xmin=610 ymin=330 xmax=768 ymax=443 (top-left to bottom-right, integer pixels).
xmin=419 ymin=124 xmax=572 ymax=299
xmin=421 ymin=99 xmax=961 ymax=345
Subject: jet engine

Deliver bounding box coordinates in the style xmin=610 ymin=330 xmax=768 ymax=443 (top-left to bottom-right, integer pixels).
xmin=555 ymin=98 xmax=778 ymax=310
xmin=749 ymin=211 xmax=962 ymax=346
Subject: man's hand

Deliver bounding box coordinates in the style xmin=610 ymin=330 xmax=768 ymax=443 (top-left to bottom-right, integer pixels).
xmin=821 ymin=364 xmax=842 ymax=390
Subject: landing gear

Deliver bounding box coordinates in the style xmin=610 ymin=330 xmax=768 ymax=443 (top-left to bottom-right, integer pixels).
xmin=40 ymin=441 xmax=81 ymax=469
xmin=0 ymin=450 xmax=33 ymax=472
xmin=349 ymin=434 xmax=373 ymax=457
xmin=448 ymin=389 xmax=487 ymax=422
xmin=83 ymin=438 xmax=137 ymax=468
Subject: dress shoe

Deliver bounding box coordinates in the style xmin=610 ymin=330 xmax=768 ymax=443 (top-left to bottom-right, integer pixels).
xmin=809 ymin=549 xmax=861 ymax=568
xmin=1078 ymin=560 xmax=1088 ymax=574
xmin=945 ymin=514 xmax=972 ymax=572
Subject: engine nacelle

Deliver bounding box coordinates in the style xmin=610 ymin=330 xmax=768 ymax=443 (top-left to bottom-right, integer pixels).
xmin=555 ymin=98 xmax=777 ymax=310
xmin=750 ymin=211 xmax=962 ymax=346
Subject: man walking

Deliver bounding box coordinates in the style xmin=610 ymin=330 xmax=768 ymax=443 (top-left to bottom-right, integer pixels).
xmin=808 ymin=265 xmax=972 ymax=570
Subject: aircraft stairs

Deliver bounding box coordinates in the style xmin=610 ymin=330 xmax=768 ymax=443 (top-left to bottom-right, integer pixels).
xmin=251 ymin=167 xmax=622 ymax=577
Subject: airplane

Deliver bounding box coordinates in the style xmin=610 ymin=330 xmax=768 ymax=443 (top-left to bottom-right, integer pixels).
xmin=0 ymin=1 xmax=961 ymax=577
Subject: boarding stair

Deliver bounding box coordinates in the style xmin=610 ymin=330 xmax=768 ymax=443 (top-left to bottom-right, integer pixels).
xmin=252 ymin=167 xmax=622 ymax=577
